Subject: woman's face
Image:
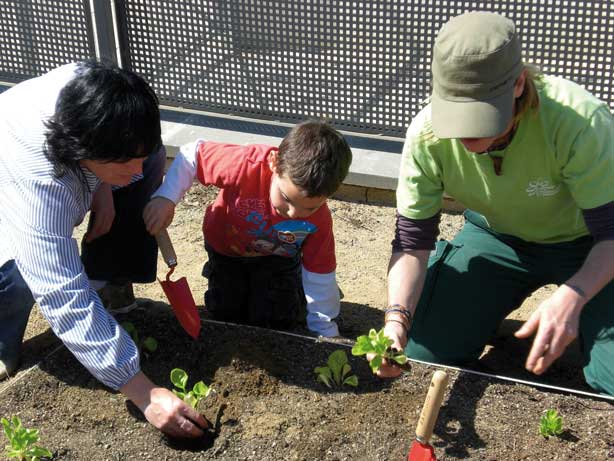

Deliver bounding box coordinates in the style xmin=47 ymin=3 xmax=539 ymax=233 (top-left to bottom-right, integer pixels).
xmin=458 ymin=69 xmax=527 ymax=154
xmin=80 ymin=157 xmax=145 ymax=186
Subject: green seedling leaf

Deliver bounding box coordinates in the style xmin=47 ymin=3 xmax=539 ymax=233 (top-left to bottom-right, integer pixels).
xmin=343 ymin=375 xmax=358 ymax=387
xmin=328 ymin=350 xmax=349 ymax=385
xmin=193 ymin=381 xmax=211 ymax=399
xmin=142 ymin=337 xmax=158 ymax=353
xmin=353 ymin=328 xmax=407 ymax=374
xmin=169 ymin=368 xmax=212 ymax=410
xmin=170 ymin=368 xmax=188 ymax=392
xmin=539 ymin=409 xmax=564 ymax=438
xmin=314 ymin=366 xmax=333 ymax=388
xmin=2 ymin=415 xmax=52 ymax=461
xmin=184 ymin=393 xmax=198 ymax=409
xmin=314 ymin=350 xmax=358 ymax=388
xmin=121 ymin=321 xmax=136 ymax=335
xmin=121 ymin=322 xmax=157 ymax=358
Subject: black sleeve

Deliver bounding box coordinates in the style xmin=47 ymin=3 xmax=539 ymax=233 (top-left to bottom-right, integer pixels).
xmin=391 ymin=211 xmax=440 ymax=252
xmin=582 ymin=201 xmax=614 ymax=242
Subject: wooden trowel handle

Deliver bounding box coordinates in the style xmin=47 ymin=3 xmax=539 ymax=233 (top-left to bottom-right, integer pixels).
xmin=155 ymin=229 xmax=178 ymax=268
xmin=415 ymin=370 xmax=449 ymax=444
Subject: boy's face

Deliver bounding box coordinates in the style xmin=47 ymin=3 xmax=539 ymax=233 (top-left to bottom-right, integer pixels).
xmin=269 ymin=152 xmax=327 ymax=219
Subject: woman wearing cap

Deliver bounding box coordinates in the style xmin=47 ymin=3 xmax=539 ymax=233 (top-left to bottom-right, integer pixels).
xmin=380 ymin=11 xmax=614 ymax=395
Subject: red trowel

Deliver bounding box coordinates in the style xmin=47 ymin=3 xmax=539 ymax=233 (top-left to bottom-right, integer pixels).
xmin=155 ymin=229 xmax=201 ymax=339
xmin=407 ymin=370 xmax=449 ymax=461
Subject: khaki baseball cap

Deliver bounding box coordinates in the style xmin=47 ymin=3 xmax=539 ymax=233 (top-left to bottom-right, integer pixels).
xmin=431 ymin=12 xmax=524 ymax=139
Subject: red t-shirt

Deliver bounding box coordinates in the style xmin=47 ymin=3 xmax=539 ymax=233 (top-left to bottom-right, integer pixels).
xmin=195 ymin=141 xmax=336 ymax=274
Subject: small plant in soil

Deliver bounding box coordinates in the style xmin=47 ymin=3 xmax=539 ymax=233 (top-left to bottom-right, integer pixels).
xmin=351 ymin=328 xmax=408 ymax=373
xmin=539 ymin=409 xmax=564 ymax=438
xmin=314 ymin=350 xmax=358 ymax=388
xmin=121 ymin=321 xmax=158 ymax=358
xmin=1 ymin=416 xmax=52 ymax=461
xmin=170 ymin=368 xmax=211 ymax=409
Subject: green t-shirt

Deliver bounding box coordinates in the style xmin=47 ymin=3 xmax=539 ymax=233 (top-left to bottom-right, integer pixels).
xmin=397 ymin=75 xmax=614 ymax=243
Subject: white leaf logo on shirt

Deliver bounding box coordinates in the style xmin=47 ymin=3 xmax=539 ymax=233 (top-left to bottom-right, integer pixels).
xmin=526 ymin=178 xmax=561 ymax=197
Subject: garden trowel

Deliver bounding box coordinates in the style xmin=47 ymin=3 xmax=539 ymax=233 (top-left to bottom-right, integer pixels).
xmin=407 ymin=370 xmax=449 ymax=461
xmin=155 ymin=229 xmax=201 ymax=339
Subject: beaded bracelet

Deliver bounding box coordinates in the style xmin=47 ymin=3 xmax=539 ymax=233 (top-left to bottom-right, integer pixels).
xmin=384 ymin=305 xmax=413 ymax=330
xmin=385 ymin=318 xmax=408 ymax=331
xmin=385 ymin=306 xmax=412 ymax=323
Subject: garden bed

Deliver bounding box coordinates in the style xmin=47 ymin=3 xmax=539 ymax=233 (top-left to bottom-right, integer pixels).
xmin=2 ymin=185 xmax=612 ymax=460
xmin=1 ymin=311 xmax=613 ymax=460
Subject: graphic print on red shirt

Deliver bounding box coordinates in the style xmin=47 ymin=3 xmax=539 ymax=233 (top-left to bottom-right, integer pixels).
xmin=195 ymin=141 xmax=336 ymax=274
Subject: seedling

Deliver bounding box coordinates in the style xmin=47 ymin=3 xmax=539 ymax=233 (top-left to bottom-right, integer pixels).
xmin=170 ymin=368 xmax=211 ymax=409
xmin=314 ymin=350 xmax=358 ymax=388
xmin=121 ymin=321 xmax=158 ymax=358
xmin=351 ymin=328 xmax=408 ymax=373
xmin=539 ymin=409 xmax=564 ymax=438
xmin=1 ymin=416 xmax=52 ymax=461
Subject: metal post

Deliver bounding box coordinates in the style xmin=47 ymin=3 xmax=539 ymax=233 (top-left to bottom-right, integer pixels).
xmin=90 ymin=0 xmax=118 ymax=64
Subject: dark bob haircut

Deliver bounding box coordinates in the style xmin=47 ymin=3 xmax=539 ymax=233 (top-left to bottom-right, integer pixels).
xmin=44 ymin=60 xmax=161 ymax=177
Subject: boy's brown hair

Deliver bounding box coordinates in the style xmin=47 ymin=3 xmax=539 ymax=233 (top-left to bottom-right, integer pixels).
xmin=276 ymin=121 xmax=352 ymax=197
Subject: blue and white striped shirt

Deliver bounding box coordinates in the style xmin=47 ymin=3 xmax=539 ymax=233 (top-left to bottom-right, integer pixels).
xmin=0 ymin=63 xmax=140 ymax=390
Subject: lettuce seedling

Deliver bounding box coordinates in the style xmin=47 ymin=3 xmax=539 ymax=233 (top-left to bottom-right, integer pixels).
xmin=539 ymin=409 xmax=564 ymax=438
xmin=121 ymin=321 xmax=158 ymax=358
xmin=1 ymin=416 xmax=52 ymax=461
xmin=170 ymin=368 xmax=211 ymax=409
xmin=314 ymin=350 xmax=358 ymax=388
xmin=351 ymin=328 xmax=408 ymax=373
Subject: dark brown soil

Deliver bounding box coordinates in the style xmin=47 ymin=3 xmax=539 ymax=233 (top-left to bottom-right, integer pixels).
xmin=1 ymin=304 xmax=613 ymax=461
xmin=1 ymin=186 xmax=613 ymax=460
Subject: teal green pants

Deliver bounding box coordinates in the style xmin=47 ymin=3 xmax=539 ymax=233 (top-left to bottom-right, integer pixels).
xmin=406 ymin=210 xmax=614 ymax=396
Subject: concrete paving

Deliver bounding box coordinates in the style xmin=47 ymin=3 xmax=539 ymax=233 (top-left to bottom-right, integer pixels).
xmin=161 ymin=107 xmax=404 ymax=192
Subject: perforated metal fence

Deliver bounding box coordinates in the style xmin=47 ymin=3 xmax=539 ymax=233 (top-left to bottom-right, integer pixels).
xmin=1 ymin=1 xmax=613 ymax=138
xmin=116 ymin=0 xmax=614 ymax=137
xmin=0 ymin=0 xmax=96 ymax=83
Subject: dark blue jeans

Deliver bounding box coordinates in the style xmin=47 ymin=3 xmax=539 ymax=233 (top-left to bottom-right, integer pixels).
xmin=0 ymin=260 xmax=35 ymax=371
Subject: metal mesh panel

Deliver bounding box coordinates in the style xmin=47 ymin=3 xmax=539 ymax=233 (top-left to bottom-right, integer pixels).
xmin=0 ymin=0 xmax=95 ymax=83
xmin=117 ymin=1 xmax=614 ymax=137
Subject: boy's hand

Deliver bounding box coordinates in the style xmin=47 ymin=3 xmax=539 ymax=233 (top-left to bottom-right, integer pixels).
xmin=143 ymin=197 xmax=176 ymax=235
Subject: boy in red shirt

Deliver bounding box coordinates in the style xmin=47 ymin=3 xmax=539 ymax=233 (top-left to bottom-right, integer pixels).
xmin=144 ymin=121 xmax=352 ymax=336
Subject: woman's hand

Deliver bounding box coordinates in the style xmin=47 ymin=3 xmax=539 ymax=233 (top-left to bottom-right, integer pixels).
xmin=143 ymin=197 xmax=176 ymax=235
xmin=515 ymin=284 xmax=584 ymax=375
xmin=86 ymin=183 xmax=115 ymax=242
xmin=143 ymin=387 xmax=210 ymax=438
xmin=370 ymin=320 xmax=408 ymax=378
xmin=121 ymin=372 xmax=209 ymax=438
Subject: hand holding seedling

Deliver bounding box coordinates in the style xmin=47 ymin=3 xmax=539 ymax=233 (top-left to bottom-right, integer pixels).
xmin=375 ymin=320 xmax=409 ymax=378
xmin=120 ymin=371 xmax=209 ymax=439
xmin=352 ymin=328 xmax=409 ymax=375
xmin=170 ymin=368 xmax=212 ymax=409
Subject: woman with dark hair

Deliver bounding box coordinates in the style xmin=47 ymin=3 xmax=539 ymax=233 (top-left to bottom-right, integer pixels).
xmin=0 ymin=61 xmax=208 ymax=437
